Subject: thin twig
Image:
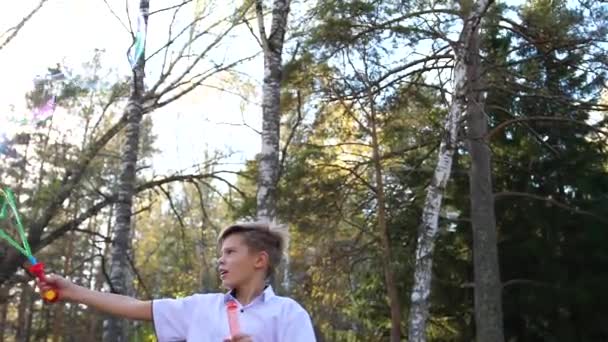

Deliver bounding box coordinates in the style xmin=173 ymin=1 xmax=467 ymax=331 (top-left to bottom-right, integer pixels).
xmin=101 ymin=0 xmax=131 ymax=35
xmin=0 ymin=0 xmax=49 ymax=51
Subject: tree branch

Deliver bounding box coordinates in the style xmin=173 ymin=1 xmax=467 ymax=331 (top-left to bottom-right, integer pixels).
xmin=486 ymin=116 xmax=608 ymax=141
xmin=494 ymin=191 xmax=608 ymax=223
xmin=255 ymin=0 xmax=270 ymax=52
xmin=0 ymin=0 xmax=49 ymax=51
xmin=278 ymin=90 xmax=304 ymax=181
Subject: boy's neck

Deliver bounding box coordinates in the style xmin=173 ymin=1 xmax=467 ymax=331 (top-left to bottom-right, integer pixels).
xmin=234 ymin=280 xmax=267 ymax=306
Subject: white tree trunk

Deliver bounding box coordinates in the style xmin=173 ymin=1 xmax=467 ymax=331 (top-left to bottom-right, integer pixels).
xmin=408 ymin=1 xmax=493 ymax=341
xmin=103 ymin=1 xmax=148 ymax=341
xmin=255 ymin=0 xmax=291 ymax=290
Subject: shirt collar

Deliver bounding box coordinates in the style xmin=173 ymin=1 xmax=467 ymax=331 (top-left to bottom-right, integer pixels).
xmin=224 ymin=285 xmax=275 ymax=304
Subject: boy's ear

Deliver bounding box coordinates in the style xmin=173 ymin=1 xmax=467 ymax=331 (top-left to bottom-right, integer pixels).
xmin=254 ymin=251 xmax=269 ymax=269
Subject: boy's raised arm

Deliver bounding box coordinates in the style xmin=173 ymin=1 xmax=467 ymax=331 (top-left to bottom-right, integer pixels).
xmin=37 ymin=274 xmax=152 ymax=321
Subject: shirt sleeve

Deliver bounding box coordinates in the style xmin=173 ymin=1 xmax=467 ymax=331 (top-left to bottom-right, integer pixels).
xmin=152 ymin=295 xmax=200 ymax=342
xmin=280 ymin=305 xmax=317 ymax=342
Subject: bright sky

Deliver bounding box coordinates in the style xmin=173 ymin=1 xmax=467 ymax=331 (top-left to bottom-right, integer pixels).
xmin=3 ymin=0 xmax=593 ymax=181
xmin=0 ymin=0 xmax=264 ymax=177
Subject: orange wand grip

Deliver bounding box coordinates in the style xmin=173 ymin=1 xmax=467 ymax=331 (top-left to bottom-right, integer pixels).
xmin=226 ymin=300 xmax=241 ymax=337
xmin=29 ymin=262 xmax=59 ymax=303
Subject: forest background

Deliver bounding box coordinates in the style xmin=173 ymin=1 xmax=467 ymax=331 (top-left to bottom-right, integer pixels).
xmin=1 ymin=0 xmax=607 ymax=341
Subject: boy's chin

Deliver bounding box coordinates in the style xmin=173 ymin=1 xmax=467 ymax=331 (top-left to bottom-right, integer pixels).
xmin=221 ymin=279 xmax=236 ymax=289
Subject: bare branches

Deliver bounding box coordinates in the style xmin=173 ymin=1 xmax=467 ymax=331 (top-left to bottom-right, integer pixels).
xmin=157 ymin=185 xmax=187 ymax=230
xmin=126 ymin=253 xmax=152 ymax=300
xmin=0 ymin=0 xmax=49 ymax=51
xmin=34 ymin=170 xmax=244 ymax=253
xmin=149 ymin=0 xmax=194 ymax=16
xmin=157 ymin=184 xmax=191 ymax=271
xmin=145 ymin=2 xmax=256 ymax=110
xmin=326 ymin=52 xmax=453 ymax=102
xmin=32 ymin=111 xmax=129 ymax=243
xmin=101 ymin=0 xmax=131 ymax=35
xmin=341 ymin=8 xmax=460 ymax=48
xmin=200 ymin=83 xmax=262 ymax=106
xmin=145 ymin=6 xmax=215 ymax=63
xmin=154 ymin=53 xmax=259 ymax=108
xmin=244 ymin=16 xmax=264 ymax=49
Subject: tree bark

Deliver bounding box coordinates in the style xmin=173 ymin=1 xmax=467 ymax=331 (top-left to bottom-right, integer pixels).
xmin=255 ymin=0 xmax=291 ymax=289
xmin=103 ymin=1 xmax=149 ymax=341
xmin=369 ymin=94 xmax=402 ymax=342
xmin=466 ymin=21 xmax=505 ymax=342
xmin=407 ymin=1 xmax=494 ymax=341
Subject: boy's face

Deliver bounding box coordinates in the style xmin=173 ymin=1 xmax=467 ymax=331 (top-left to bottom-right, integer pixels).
xmin=218 ymin=234 xmax=267 ymax=289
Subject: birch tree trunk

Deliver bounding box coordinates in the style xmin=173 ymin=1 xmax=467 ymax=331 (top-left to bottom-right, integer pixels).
xmin=408 ymin=1 xmax=494 ymax=341
xmin=255 ymin=0 xmax=291 ymax=289
xmin=103 ymin=1 xmax=149 ymax=341
xmin=466 ymin=21 xmax=504 ymax=342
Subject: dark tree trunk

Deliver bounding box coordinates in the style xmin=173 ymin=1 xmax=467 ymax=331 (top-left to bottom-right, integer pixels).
xmin=369 ymin=95 xmax=402 ymax=342
xmin=466 ymin=20 xmax=505 ymax=342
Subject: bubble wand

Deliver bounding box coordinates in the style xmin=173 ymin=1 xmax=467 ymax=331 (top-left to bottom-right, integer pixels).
xmin=128 ymin=12 xmax=147 ymax=68
xmin=226 ymin=300 xmax=241 ymax=338
xmin=0 ymin=188 xmax=58 ymax=303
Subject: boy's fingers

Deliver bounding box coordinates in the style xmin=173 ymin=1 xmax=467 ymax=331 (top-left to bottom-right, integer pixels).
xmin=44 ymin=274 xmax=59 ymax=282
xmin=36 ymin=274 xmax=62 ymax=292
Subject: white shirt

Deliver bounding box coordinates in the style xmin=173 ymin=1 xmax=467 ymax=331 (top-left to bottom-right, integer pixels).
xmin=152 ymin=286 xmax=316 ymax=342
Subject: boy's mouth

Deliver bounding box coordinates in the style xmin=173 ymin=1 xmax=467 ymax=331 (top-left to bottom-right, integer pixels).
xmin=219 ymin=269 xmax=229 ymax=278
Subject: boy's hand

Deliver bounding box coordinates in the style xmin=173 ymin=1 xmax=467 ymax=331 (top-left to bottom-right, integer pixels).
xmin=36 ymin=274 xmax=77 ymax=301
xmin=36 ymin=274 xmax=151 ymax=320
xmin=223 ymin=333 xmax=253 ymax=342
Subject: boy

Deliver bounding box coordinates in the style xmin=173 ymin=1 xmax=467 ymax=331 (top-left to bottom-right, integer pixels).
xmin=37 ymin=222 xmax=316 ymax=342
